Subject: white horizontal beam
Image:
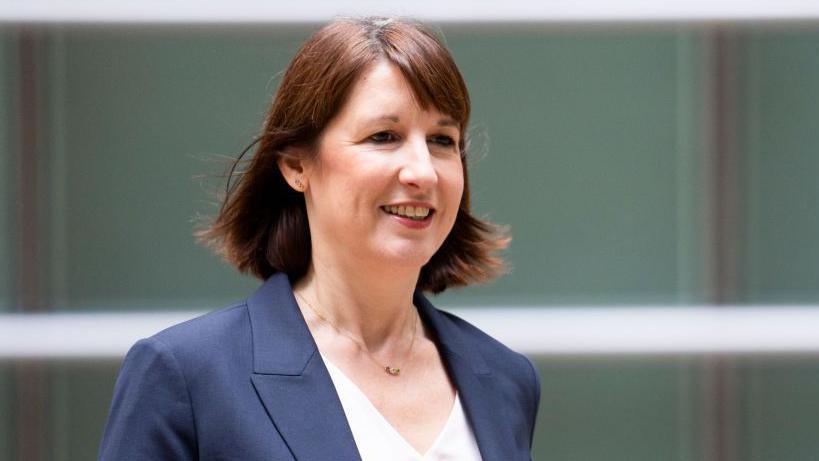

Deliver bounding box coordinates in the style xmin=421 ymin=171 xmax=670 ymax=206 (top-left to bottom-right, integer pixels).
xmin=0 ymin=311 xmax=200 ymax=360
xmin=3 ymin=307 xmax=819 ymax=359
xmin=471 ymin=307 xmax=819 ymax=355
xmin=2 ymin=0 xmax=819 ymax=24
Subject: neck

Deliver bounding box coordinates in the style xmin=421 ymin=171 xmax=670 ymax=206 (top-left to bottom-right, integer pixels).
xmin=294 ymin=251 xmax=421 ymax=350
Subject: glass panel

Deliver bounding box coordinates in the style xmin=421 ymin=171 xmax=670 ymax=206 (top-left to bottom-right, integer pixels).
xmin=532 ymin=357 xmax=698 ymax=461
xmin=50 ymin=362 xmax=119 ymax=461
xmin=442 ymin=29 xmax=707 ymax=305
xmin=743 ymin=357 xmax=819 ymax=460
xmin=51 ymin=28 xmax=308 ymax=310
xmin=743 ymin=30 xmax=819 ymax=303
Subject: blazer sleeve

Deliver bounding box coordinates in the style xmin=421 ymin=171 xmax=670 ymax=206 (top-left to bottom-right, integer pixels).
xmin=524 ymin=354 xmax=541 ymax=451
xmin=98 ymin=337 xmax=197 ymax=461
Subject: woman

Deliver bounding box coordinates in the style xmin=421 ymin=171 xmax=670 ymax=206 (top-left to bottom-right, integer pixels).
xmin=99 ymin=17 xmax=540 ymax=461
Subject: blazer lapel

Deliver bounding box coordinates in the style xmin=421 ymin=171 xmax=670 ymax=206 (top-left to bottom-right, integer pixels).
xmin=248 ymin=274 xmax=361 ymax=461
xmin=414 ymin=292 xmax=518 ymax=461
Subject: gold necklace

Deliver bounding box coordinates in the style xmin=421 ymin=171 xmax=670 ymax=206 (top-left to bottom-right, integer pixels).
xmin=295 ymin=291 xmax=418 ymax=376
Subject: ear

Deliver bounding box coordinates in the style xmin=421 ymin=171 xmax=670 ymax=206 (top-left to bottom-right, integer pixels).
xmin=277 ymin=148 xmax=310 ymax=192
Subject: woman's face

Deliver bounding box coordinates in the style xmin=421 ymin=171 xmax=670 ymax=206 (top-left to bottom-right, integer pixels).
xmin=302 ymin=60 xmax=464 ymax=272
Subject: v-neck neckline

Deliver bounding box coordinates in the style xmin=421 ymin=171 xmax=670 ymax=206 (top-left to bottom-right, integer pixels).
xmin=321 ymin=353 xmax=460 ymax=459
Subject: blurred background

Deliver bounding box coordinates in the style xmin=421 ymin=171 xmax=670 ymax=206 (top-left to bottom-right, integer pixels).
xmin=2 ymin=2 xmax=819 ymax=460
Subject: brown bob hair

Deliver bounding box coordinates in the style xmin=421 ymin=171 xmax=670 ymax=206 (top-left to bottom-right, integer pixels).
xmin=198 ymin=17 xmax=508 ymax=294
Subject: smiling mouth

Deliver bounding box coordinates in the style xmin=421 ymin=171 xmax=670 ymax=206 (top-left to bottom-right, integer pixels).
xmin=381 ymin=205 xmax=434 ymax=221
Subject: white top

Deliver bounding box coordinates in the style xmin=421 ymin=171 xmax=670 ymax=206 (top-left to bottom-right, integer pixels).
xmin=321 ymin=354 xmax=483 ymax=461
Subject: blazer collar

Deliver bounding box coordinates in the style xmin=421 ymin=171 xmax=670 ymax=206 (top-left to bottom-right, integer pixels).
xmin=247 ymin=272 xmax=315 ymax=375
xmin=247 ymin=273 xmax=514 ymax=461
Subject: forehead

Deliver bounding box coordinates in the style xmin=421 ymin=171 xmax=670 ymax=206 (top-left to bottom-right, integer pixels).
xmin=346 ymin=62 xmax=420 ymax=113
xmin=334 ymin=60 xmax=456 ymax=127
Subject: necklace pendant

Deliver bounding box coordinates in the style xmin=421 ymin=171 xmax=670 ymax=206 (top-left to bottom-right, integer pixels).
xmin=385 ymin=366 xmax=401 ymax=376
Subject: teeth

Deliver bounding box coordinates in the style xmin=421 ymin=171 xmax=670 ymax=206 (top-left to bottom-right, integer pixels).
xmin=383 ymin=205 xmax=431 ymax=220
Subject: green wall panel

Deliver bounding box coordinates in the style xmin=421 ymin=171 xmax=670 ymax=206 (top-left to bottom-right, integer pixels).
xmin=744 ymin=31 xmax=819 ymax=303
xmin=744 ymin=358 xmax=819 ymax=461
xmin=51 ymin=363 xmax=119 ymax=461
xmin=532 ymin=357 xmax=696 ymax=461
xmin=440 ymin=29 xmax=705 ymax=306
xmin=53 ymin=28 xmax=317 ymax=310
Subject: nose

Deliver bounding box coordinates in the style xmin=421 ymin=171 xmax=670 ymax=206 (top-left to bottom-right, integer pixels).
xmin=398 ymin=138 xmax=438 ymax=191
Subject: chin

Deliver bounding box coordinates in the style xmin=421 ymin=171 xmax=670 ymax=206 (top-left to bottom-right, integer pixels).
xmin=374 ymin=244 xmax=437 ymax=270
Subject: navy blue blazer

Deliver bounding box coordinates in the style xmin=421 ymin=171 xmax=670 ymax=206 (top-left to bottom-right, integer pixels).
xmin=99 ymin=273 xmax=541 ymax=460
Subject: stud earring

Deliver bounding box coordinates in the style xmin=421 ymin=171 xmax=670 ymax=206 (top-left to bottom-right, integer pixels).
xmin=294 ymin=177 xmax=305 ymax=191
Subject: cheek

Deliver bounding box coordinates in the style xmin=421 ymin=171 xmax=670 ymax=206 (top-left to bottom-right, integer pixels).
xmin=445 ymin=161 xmax=466 ymax=204
xmin=315 ymin=153 xmax=359 ymax=195
xmin=324 ymin=165 xmax=385 ymax=214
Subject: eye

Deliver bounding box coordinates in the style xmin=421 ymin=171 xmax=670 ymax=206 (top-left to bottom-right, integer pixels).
xmin=429 ymin=135 xmax=457 ymax=148
xmin=368 ymin=131 xmax=398 ymax=144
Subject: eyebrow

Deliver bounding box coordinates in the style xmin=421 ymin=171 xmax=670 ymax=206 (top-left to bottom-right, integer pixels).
xmin=437 ymin=118 xmax=459 ymax=128
xmin=357 ymin=114 xmax=459 ymax=129
xmin=368 ymin=115 xmax=400 ymax=124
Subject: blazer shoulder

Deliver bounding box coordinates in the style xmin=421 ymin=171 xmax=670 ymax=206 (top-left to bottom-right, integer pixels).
xmin=139 ymin=302 xmax=252 ymax=372
xmin=433 ymin=307 xmax=538 ymax=383
xmin=151 ymin=302 xmax=248 ymax=347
